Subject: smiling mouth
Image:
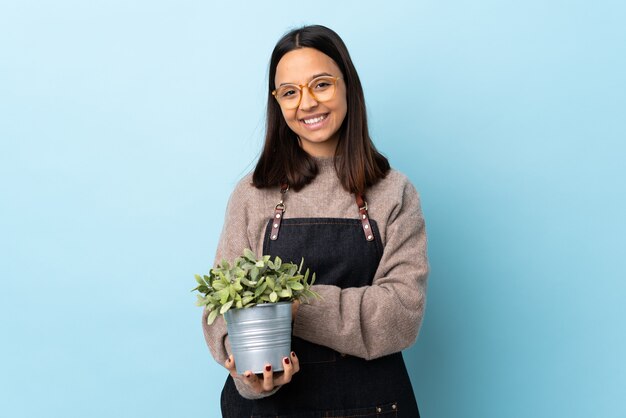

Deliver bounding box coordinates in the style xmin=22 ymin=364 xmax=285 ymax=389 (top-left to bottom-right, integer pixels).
xmin=301 ymin=113 xmax=329 ymax=125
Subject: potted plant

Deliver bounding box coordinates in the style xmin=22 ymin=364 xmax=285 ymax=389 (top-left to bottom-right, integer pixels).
xmin=193 ymin=249 xmax=318 ymax=374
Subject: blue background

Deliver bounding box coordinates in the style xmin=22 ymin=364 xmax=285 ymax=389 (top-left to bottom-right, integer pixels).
xmin=1 ymin=1 xmax=625 ymax=417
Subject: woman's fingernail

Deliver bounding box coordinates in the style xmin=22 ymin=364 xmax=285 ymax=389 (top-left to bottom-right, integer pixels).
xmin=284 ymin=357 xmax=290 ymax=365
xmin=291 ymin=351 xmax=296 ymax=357
xmin=265 ymin=365 xmax=271 ymax=372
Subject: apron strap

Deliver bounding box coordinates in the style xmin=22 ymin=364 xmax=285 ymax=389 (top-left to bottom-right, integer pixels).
xmin=271 ymin=184 xmax=373 ymax=242
xmin=356 ymin=193 xmax=374 ymax=241
xmin=269 ymin=183 xmax=289 ymax=241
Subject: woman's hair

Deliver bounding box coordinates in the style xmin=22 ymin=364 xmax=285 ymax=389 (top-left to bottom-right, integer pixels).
xmin=252 ymin=25 xmax=389 ymax=194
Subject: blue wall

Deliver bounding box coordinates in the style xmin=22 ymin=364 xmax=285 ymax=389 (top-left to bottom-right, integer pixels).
xmin=1 ymin=1 xmax=624 ymax=417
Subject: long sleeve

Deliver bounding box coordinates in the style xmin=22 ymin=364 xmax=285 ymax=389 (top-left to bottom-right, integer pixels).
xmin=291 ymin=179 xmax=429 ymax=360
xmin=201 ymin=178 xmax=252 ymax=366
xmin=200 ymin=176 xmax=280 ymax=400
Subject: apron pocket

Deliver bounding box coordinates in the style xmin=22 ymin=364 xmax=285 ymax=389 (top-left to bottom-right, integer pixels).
xmin=322 ymin=401 xmax=399 ymax=417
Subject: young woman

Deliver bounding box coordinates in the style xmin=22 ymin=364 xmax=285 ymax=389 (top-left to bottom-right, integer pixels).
xmin=203 ymin=25 xmax=429 ymax=417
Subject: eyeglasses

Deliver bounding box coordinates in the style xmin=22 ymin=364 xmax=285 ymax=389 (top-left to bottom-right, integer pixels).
xmin=272 ymin=76 xmax=341 ymax=110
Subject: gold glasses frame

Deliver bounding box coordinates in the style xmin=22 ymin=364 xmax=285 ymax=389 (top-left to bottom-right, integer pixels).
xmin=272 ymin=76 xmax=342 ymax=110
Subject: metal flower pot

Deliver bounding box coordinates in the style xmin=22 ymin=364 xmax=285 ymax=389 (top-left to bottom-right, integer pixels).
xmin=224 ymin=301 xmax=292 ymax=374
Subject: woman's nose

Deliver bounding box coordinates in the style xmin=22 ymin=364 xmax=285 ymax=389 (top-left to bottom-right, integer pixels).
xmin=298 ymin=88 xmax=318 ymax=110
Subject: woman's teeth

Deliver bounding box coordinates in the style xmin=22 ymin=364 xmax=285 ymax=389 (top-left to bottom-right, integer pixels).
xmin=303 ymin=114 xmax=327 ymax=125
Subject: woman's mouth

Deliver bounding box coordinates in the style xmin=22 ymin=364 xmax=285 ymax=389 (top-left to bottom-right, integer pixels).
xmin=300 ymin=113 xmax=329 ymax=129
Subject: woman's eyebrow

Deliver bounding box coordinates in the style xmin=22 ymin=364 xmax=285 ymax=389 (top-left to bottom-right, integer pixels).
xmin=278 ymin=72 xmax=334 ymax=87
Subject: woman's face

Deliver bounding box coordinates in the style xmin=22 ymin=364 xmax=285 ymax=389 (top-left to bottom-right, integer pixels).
xmin=274 ymin=47 xmax=347 ymax=157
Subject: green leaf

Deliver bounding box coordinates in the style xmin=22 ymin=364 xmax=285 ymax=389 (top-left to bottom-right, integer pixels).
xmin=279 ymin=288 xmax=292 ymax=298
xmin=195 ymin=295 xmax=208 ymax=306
xmin=217 ymin=288 xmax=230 ymax=304
xmin=274 ymin=256 xmax=282 ymax=269
xmin=266 ymin=277 xmax=275 ymax=290
xmin=220 ymin=300 xmax=234 ymax=314
xmin=251 ymin=267 xmax=259 ymax=281
xmin=254 ymin=282 xmax=268 ymax=297
xmin=255 ymin=260 xmax=264 ymax=268
xmin=289 ymin=282 xmax=304 ymax=290
xmin=243 ymin=248 xmax=256 ymax=261
xmin=269 ymin=291 xmax=278 ymax=302
xmin=206 ymin=309 xmax=219 ymax=325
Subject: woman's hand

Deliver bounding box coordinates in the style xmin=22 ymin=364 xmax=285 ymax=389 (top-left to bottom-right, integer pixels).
xmin=224 ymin=352 xmax=300 ymax=394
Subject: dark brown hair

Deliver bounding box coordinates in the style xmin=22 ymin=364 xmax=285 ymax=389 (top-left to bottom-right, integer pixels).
xmin=252 ymin=25 xmax=389 ymax=194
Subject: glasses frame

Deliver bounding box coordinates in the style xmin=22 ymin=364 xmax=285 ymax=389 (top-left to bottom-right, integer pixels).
xmin=272 ymin=76 xmax=341 ymax=110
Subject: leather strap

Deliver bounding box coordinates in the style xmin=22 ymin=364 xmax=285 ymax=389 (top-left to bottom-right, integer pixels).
xmin=271 ymin=185 xmax=374 ymax=242
xmin=356 ymin=193 xmax=374 ymax=241
xmin=270 ymin=183 xmax=289 ymax=241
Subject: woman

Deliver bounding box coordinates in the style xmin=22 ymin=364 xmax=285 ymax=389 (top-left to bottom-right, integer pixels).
xmin=203 ymin=25 xmax=428 ymax=417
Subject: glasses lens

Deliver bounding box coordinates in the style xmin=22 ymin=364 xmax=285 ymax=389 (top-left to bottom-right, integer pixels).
xmin=275 ymin=85 xmax=301 ymax=109
xmin=308 ymin=76 xmax=337 ymax=102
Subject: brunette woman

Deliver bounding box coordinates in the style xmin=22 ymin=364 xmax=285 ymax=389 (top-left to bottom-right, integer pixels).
xmin=203 ymin=24 xmax=428 ymax=417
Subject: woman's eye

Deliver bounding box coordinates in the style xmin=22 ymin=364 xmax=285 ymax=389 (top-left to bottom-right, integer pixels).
xmin=281 ymin=89 xmax=297 ymax=98
xmin=315 ymin=82 xmax=330 ymax=89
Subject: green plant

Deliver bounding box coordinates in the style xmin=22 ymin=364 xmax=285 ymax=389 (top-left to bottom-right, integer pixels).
xmin=194 ymin=249 xmax=319 ymax=325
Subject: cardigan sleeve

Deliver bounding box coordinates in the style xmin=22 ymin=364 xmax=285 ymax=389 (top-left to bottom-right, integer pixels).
xmin=201 ymin=180 xmax=250 ymax=367
xmin=200 ymin=176 xmax=279 ymax=400
xmin=292 ymin=177 xmax=429 ymax=360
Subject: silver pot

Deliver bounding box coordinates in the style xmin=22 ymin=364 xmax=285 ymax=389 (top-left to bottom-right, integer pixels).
xmin=224 ymin=301 xmax=292 ymax=374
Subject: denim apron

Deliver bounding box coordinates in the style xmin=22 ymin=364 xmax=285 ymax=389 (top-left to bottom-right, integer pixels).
xmin=220 ymin=189 xmax=420 ymax=418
